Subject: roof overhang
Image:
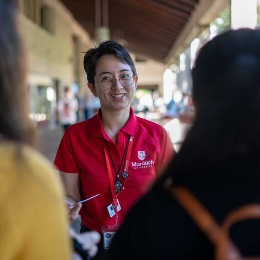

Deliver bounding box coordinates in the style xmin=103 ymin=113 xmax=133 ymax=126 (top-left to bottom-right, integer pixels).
xmin=59 ymin=0 xmax=228 ymax=65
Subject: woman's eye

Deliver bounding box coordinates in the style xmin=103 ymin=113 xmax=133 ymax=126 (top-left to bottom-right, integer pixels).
xmin=121 ymin=73 xmax=131 ymax=79
xmin=101 ymin=76 xmax=112 ymax=81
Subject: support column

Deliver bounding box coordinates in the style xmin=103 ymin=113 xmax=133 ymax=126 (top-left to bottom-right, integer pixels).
xmin=231 ymin=0 xmax=257 ymax=29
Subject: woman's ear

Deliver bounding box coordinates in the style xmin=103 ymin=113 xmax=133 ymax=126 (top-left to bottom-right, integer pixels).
xmin=88 ymin=83 xmax=97 ymax=97
xmin=134 ymin=75 xmax=138 ymax=91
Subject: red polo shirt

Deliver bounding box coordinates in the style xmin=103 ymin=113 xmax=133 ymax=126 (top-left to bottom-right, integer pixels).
xmin=54 ymin=108 xmax=174 ymax=232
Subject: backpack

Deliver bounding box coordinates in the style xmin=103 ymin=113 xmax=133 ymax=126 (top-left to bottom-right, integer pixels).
xmin=170 ymin=186 xmax=260 ymax=260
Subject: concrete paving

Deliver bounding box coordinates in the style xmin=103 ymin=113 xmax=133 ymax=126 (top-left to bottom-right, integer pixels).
xmin=37 ymin=126 xmax=64 ymax=163
xmin=37 ymin=125 xmax=82 ymax=232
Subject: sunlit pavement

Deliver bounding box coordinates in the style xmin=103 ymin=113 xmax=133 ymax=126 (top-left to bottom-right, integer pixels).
xmin=140 ymin=111 xmax=193 ymax=152
xmin=163 ymin=117 xmax=192 ymax=152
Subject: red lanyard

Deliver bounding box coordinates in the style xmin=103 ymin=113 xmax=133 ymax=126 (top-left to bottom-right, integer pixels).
xmin=104 ymin=136 xmax=133 ymax=210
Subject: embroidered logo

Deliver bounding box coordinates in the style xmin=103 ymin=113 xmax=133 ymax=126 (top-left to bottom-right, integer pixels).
xmin=131 ymin=160 xmax=155 ymax=169
xmin=138 ymin=151 xmax=146 ymax=161
xmin=131 ymin=150 xmax=155 ymax=170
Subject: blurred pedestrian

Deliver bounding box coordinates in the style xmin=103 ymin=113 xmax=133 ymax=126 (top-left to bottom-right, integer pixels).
xmin=57 ymin=86 xmax=79 ymax=131
xmin=108 ymin=29 xmax=260 ymax=259
xmin=83 ymin=91 xmax=96 ymax=119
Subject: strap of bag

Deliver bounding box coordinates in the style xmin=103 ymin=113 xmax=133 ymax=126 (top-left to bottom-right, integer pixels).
xmin=171 ymin=186 xmax=260 ymax=259
xmin=221 ymin=204 xmax=260 ymax=233
xmin=170 ymin=186 xmax=221 ymax=244
xmin=218 ymin=204 xmax=260 ymax=259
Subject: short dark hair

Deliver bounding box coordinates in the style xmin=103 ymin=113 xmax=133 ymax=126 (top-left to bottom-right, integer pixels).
xmin=83 ymin=40 xmax=137 ymax=84
xmin=189 ymin=29 xmax=260 ymax=162
xmin=156 ymin=28 xmax=260 ymax=187
xmin=192 ymin=29 xmax=260 ymax=115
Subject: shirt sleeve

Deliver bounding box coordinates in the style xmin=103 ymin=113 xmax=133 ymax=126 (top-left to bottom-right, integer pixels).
xmin=155 ymin=127 xmax=175 ymax=176
xmin=54 ymin=129 xmax=79 ymax=173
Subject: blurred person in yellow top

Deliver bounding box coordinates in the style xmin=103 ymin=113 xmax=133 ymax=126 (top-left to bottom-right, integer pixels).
xmin=0 ymin=0 xmax=72 ymax=259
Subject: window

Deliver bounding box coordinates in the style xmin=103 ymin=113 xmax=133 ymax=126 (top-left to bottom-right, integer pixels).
xmin=23 ymin=0 xmax=38 ymax=23
xmin=40 ymin=4 xmax=55 ymax=33
xmin=21 ymin=0 xmax=55 ymax=33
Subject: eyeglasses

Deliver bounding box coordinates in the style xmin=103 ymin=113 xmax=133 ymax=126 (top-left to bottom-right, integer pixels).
xmin=95 ymin=73 xmax=135 ymax=89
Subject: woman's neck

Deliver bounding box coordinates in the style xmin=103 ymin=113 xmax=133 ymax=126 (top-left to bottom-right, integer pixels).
xmin=101 ymin=108 xmax=130 ymax=141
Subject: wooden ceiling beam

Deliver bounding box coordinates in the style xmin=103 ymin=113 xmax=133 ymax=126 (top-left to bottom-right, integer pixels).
xmin=59 ymin=0 xmax=200 ymax=63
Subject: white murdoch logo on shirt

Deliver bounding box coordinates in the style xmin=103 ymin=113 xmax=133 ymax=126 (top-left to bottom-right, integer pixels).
xmin=138 ymin=151 xmax=146 ymax=161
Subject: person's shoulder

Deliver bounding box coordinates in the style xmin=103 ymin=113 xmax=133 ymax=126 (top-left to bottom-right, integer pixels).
xmin=0 ymin=142 xmax=64 ymax=199
xmin=119 ymin=186 xmax=178 ymax=224
xmin=135 ymin=116 xmax=167 ymax=133
xmin=136 ymin=116 xmax=160 ymax=127
xmin=18 ymin=144 xmax=61 ymax=185
xmin=66 ymin=117 xmax=95 ymax=132
xmin=0 ymin=142 xmax=52 ymax=168
xmin=64 ymin=116 xmax=99 ymax=140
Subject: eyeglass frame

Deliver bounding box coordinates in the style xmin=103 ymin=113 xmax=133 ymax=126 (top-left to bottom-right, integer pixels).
xmin=94 ymin=72 xmax=136 ymax=89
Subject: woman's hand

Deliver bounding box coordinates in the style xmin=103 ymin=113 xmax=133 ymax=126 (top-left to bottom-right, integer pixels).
xmin=64 ymin=196 xmax=82 ymax=222
xmin=69 ymin=203 xmax=82 ymax=222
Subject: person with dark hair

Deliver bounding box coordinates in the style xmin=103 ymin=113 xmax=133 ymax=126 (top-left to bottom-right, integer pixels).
xmin=0 ymin=0 xmax=72 ymax=259
xmin=54 ymin=40 xmax=174 ymax=258
xmin=107 ymin=29 xmax=260 ymax=259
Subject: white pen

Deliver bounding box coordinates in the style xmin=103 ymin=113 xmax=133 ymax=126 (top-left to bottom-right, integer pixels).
xmin=65 ymin=194 xmax=100 ymax=208
xmin=76 ymin=193 xmax=100 ymax=205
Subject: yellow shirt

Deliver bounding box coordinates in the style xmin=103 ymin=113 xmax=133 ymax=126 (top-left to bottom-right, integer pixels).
xmin=0 ymin=143 xmax=72 ymax=260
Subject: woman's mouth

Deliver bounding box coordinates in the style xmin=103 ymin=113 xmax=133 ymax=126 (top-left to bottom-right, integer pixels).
xmin=111 ymin=93 xmax=125 ymax=99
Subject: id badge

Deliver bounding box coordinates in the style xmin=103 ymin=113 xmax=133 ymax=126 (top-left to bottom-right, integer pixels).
xmin=107 ymin=199 xmax=121 ymax=217
xmin=102 ymin=225 xmax=117 ymax=249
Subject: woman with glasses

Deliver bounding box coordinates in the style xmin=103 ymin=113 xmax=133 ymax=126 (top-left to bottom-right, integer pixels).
xmin=54 ymin=40 xmax=174 ymax=259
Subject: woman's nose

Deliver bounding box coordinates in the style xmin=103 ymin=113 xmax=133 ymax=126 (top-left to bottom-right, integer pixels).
xmin=111 ymin=78 xmax=123 ymax=89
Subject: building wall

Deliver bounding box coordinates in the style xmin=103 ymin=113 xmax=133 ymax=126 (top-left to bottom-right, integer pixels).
xmin=19 ymin=0 xmax=93 ymax=127
xmin=19 ymin=0 xmax=168 ymax=127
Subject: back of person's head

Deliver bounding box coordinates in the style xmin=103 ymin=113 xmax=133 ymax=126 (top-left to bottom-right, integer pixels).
xmin=192 ymin=29 xmax=260 ymax=116
xmin=83 ymin=40 xmax=137 ymax=84
xmin=189 ymin=29 xmax=260 ymax=161
xmin=0 ymin=0 xmax=35 ymax=146
xmin=157 ymin=29 xmax=260 ymax=186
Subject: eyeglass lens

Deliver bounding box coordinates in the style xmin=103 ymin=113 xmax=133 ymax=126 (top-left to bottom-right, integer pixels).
xmin=98 ymin=73 xmax=134 ymax=89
